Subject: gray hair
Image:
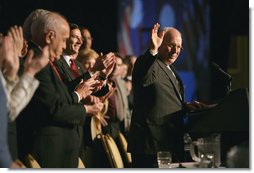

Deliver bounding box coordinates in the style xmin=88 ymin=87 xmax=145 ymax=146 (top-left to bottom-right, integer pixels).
xmin=30 ymin=12 xmax=65 ymax=39
xmin=23 ymin=9 xmax=51 ymax=41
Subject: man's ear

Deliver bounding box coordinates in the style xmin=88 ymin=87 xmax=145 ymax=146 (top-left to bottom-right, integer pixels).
xmin=45 ymin=30 xmax=55 ymax=44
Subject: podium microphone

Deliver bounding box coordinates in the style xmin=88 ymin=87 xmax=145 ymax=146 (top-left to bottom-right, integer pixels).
xmin=211 ymin=62 xmax=232 ymax=81
xmin=211 ymin=62 xmax=232 ymax=92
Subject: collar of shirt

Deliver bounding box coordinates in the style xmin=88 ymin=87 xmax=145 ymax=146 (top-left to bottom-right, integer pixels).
xmin=63 ymin=54 xmax=72 ymax=67
xmin=167 ymin=65 xmax=176 ymax=78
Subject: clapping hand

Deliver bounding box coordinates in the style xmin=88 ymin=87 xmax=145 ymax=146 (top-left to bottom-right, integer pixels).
xmin=0 ymin=32 xmax=19 ymax=81
xmin=23 ymin=45 xmax=49 ymax=77
xmin=90 ymin=52 xmax=115 ymax=75
xmin=83 ymin=95 xmax=104 ymax=116
xmin=75 ymin=73 xmax=99 ymax=100
xmin=8 ymin=26 xmax=23 ymax=57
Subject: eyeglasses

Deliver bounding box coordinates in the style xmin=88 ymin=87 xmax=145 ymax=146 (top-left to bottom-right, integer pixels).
xmin=168 ymin=43 xmax=184 ymax=51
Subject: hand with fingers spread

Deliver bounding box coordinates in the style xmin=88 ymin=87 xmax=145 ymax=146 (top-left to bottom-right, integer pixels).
xmin=83 ymin=95 xmax=104 ymax=116
xmin=7 ymin=25 xmax=24 ymax=57
xmin=91 ymin=79 xmax=105 ymax=93
xmin=150 ymin=23 xmax=165 ymax=52
xmin=90 ymin=52 xmax=115 ymax=74
xmin=99 ymin=54 xmax=116 ymax=79
xmin=75 ymin=75 xmax=99 ymax=100
xmin=23 ymin=46 xmax=49 ymax=78
xmin=0 ymin=35 xmax=19 ymax=81
xmin=86 ymin=71 xmax=106 ymax=93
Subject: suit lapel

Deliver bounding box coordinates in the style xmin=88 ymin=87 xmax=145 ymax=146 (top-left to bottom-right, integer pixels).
xmin=170 ymin=65 xmax=185 ymax=101
xmin=47 ymin=62 xmax=73 ymax=103
xmin=59 ymin=57 xmax=85 ymax=80
xmin=28 ymin=42 xmax=73 ymax=103
xmin=59 ymin=57 xmax=76 ymax=80
xmin=156 ymin=59 xmax=183 ymax=102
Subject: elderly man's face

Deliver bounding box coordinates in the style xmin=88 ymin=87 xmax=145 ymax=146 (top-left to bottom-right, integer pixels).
xmin=159 ymin=30 xmax=183 ymax=65
xmin=49 ymin=23 xmax=70 ymax=60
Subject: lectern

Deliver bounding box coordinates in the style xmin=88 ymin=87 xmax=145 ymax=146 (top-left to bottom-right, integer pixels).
xmin=188 ymin=88 xmax=249 ymax=134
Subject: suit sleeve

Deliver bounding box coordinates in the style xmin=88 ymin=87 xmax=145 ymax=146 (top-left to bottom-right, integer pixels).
xmin=133 ymin=50 xmax=158 ymax=87
xmin=30 ymin=65 xmax=86 ymax=125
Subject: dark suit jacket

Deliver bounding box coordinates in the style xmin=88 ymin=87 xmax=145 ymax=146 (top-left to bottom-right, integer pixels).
xmin=55 ymin=56 xmax=89 ymax=92
xmin=55 ymin=56 xmax=109 ymax=147
xmin=17 ymin=42 xmax=87 ymax=168
xmin=128 ymin=50 xmax=186 ymax=161
xmin=55 ymin=56 xmax=109 ymax=98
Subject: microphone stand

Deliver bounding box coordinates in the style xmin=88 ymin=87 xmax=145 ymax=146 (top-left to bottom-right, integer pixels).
xmin=212 ymin=62 xmax=232 ymax=94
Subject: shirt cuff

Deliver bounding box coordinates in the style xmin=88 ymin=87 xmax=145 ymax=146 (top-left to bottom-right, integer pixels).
xmin=74 ymin=91 xmax=81 ymax=102
xmin=149 ymin=49 xmax=158 ymax=56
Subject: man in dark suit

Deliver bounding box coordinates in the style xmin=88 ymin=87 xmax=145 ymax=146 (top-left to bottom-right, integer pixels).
xmin=54 ymin=23 xmax=94 ymax=99
xmin=55 ymin=23 xmax=114 ymax=97
xmin=55 ymin=23 xmax=115 ymax=139
xmin=55 ymin=23 xmax=116 ymax=167
xmin=128 ymin=23 xmax=206 ymax=168
xmin=17 ymin=12 xmax=98 ymax=168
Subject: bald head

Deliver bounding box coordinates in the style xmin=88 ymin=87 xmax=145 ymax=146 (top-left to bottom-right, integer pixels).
xmin=162 ymin=27 xmax=182 ymax=44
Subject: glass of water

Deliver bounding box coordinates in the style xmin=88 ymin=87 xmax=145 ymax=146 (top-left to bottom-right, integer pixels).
xmin=157 ymin=151 xmax=172 ymax=168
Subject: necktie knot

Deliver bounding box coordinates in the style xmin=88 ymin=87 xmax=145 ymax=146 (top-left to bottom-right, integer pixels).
xmin=70 ymin=59 xmax=74 ymax=67
xmin=70 ymin=59 xmax=79 ymax=78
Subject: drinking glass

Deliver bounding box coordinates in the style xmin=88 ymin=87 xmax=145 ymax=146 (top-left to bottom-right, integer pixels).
xmin=157 ymin=151 xmax=172 ymax=168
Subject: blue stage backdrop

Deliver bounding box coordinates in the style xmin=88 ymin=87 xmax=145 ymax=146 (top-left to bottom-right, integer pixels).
xmin=117 ymin=0 xmax=211 ymax=101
